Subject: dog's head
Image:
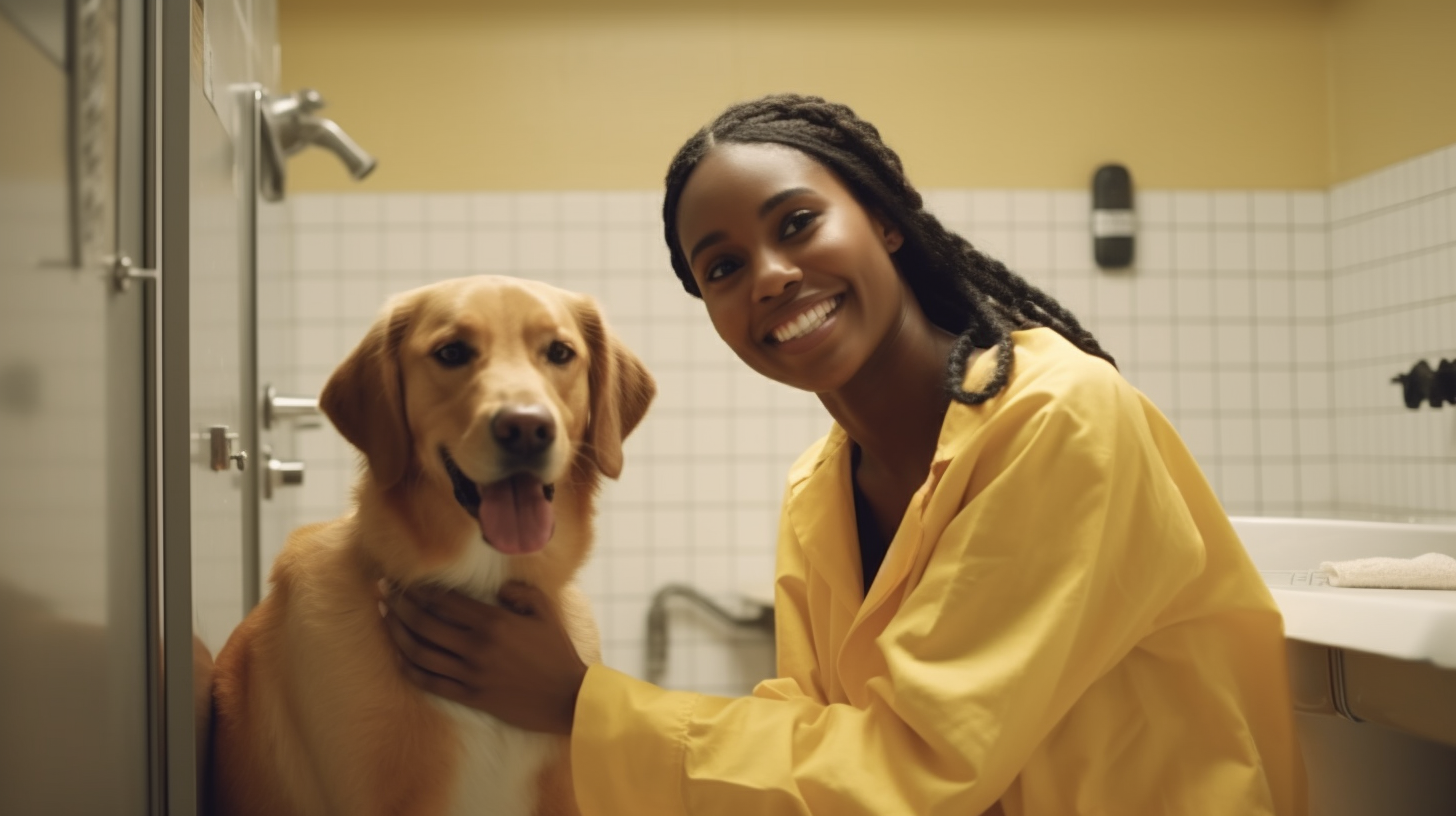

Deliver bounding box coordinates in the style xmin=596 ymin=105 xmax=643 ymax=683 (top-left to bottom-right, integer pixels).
xmin=319 ymin=276 xmax=654 ymax=556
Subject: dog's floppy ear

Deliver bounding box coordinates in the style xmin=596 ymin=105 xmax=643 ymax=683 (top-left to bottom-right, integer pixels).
xmin=319 ymin=296 xmax=415 ymax=489
xmin=574 ymin=297 xmax=655 ymax=480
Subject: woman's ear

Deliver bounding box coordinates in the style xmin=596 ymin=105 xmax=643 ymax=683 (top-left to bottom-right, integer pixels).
xmin=871 ymin=213 xmax=904 ymax=253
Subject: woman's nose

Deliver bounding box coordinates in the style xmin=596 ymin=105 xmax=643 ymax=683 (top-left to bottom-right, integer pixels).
xmin=752 ymin=253 xmax=801 ymax=303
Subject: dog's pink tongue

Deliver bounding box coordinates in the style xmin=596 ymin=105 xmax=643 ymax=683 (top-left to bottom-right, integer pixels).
xmin=477 ymin=474 xmax=554 ymax=555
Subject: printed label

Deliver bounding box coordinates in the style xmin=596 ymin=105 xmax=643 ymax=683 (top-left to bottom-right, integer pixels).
xmin=1092 ymin=209 xmax=1137 ymax=238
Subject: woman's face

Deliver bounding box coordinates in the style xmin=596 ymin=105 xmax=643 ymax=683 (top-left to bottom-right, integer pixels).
xmin=674 ymin=142 xmax=909 ymax=394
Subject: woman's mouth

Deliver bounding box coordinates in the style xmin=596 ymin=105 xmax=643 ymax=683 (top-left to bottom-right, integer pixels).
xmin=768 ymin=295 xmax=844 ymax=344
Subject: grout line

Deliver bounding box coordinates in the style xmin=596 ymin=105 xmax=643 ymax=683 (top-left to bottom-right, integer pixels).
xmin=1327 ymin=186 xmax=1456 ymax=229
xmin=1329 ymin=236 xmax=1456 ymax=278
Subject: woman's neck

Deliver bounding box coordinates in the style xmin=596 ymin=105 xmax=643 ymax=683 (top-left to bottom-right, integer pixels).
xmin=819 ymin=301 xmax=959 ymax=486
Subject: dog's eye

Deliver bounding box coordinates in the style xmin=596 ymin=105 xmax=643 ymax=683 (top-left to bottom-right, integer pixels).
xmin=433 ymin=341 xmax=475 ymax=368
xmin=546 ymin=341 xmax=576 ymax=366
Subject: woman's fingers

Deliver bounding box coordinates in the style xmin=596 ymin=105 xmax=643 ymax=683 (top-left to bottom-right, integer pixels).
xmin=389 ymin=590 xmax=485 ymax=656
xmin=382 ymin=604 xmax=471 ymax=682
xmin=497 ymin=580 xmax=550 ymax=619
xmin=375 ymin=579 xmax=584 ymax=733
xmin=400 ymin=584 xmax=476 ymax=629
xmin=394 ymin=650 xmax=473 ymax=707
xmin=380 ymin=583 xmax=519 ymax=663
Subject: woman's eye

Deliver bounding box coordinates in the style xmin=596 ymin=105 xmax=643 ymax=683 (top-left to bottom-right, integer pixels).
xmin=432 ymin=341 xmax=475 ymax=368
xmin=546 ymin=340 xmax=576 ymax=366
xmin=780 ymin=209 xmax=818 ymax=239
xmin=705 ymin=257 xmax=741 ymax=282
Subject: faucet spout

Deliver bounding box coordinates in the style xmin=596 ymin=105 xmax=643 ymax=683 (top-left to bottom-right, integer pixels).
xmin=258 ymin=87 xmax=377 ymax=200
xmin=292 ymin=114 xmax=377 ymax=180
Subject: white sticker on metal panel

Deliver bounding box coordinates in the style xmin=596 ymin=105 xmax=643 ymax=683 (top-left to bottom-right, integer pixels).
xmin=1092 ymin=209 xmax=1136 ymax=238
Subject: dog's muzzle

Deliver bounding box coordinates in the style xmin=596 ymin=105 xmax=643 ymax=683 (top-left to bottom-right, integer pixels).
xmin=441 ymin=448 xmax=555 ymax=555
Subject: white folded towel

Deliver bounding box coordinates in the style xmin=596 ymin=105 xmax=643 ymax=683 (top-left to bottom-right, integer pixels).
xmin=1320 ymin=552 xmax=1456 ymax=589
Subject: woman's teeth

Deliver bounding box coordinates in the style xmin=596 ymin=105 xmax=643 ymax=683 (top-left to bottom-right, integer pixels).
xmin=771 ymin=296 xmax=841 ymax=344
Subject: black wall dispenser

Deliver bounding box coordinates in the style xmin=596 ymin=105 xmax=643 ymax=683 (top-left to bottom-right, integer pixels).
xmin=1092 ymin=163 xmax=1135 ymax=269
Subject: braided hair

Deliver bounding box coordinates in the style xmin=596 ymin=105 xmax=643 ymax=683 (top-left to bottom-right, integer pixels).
xmin=662 ymin=94 xmax=1115 ymax=404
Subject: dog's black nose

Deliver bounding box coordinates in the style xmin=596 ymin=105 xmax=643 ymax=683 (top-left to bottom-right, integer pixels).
xmin=492 ymin=405 xmax=556 ymax=457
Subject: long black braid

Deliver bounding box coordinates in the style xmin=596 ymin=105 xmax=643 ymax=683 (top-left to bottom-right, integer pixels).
xmin=662 ymin=93 xmax=1115 ymax=405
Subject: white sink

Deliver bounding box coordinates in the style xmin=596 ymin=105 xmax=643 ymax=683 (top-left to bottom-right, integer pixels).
xmin=1231 ymin=516 xmax=1456 ymax=668
xmin=1231 ymin=516 xmax=1456 ymax=760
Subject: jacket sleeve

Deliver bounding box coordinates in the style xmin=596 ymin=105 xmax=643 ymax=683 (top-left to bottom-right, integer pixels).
xmin=570 ymin=375 xmax=1206 ymax=816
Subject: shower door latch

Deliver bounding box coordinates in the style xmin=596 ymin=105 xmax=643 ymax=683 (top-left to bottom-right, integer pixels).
xmin=208 ymin=425 xmax=248 ymax=472
xmin=110 ymin=254 xmax=158 ymax=293
xmin=34 ymin=254 xmax=158 ymax=294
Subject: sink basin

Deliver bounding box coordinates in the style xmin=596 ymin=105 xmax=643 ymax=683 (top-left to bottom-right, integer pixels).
xmin=1231 ymin=516 xmax=1456 ymax=750
xmin=1232 ymin=516 xmax=1456 ymax=668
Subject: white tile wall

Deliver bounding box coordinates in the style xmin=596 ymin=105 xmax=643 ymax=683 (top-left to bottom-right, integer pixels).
xmin=922 ymin=189 xmax=1334 ymax=520
xmin=277 ymin=155 xmax=1451 ymax=695
xmin=1329 ymin=144 xmax=1456 ymax=523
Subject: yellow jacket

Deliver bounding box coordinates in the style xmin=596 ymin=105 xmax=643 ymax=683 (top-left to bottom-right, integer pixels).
xmin=571 ymin=328 xmax=1306 ymax=815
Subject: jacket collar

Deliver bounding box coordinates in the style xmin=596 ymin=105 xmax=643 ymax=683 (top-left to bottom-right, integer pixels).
xmin=785 ymin=426 xmax=863 ymax=614
xmin=781 ymin=330 xmax=1033 ymax=613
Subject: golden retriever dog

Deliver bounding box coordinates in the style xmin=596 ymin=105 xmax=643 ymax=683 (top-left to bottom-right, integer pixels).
xmin=211 ymin=276 xmax=654 ymax=816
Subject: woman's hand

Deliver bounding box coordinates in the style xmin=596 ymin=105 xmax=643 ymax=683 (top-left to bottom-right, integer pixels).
xmin=377 ymin=580 xmax=588 ymax=736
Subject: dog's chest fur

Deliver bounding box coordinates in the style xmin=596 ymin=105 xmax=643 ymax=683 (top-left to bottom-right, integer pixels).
xmin=434 ymin=698 xmax=556 ymax=816
xmin=425 ymin=539 xmax=558 ymax=816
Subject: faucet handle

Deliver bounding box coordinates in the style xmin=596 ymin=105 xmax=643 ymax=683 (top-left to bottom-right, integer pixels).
xmin=1391 ymin=360 xmax=1434 ymax=409
xmin=295 ymin=88 xmax=326 ymax=113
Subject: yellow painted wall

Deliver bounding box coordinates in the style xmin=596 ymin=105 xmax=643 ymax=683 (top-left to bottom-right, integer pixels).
xmin=1326 ymin=0 xmax=1456 ymax=183
xmin=281 ymin=0 xmax=1336 ymax=191
xmin=0 ymin=18 xmax=66 ymax=183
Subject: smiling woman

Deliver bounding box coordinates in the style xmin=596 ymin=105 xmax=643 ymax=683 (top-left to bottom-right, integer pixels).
xmin=675 ymin=143 xmax=915 ymax=395
xmin=378 ymin=94 xmax=1310 ymax=816
xmin=664 ymin=99 xmax=1118 ymax=412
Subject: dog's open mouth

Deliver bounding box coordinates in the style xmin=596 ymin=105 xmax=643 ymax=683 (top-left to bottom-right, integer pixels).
xmin=441 ymin=448 xmax=556 ymax=555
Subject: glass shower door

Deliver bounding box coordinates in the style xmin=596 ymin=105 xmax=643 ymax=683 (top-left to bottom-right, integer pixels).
xmin=0 ymin=0 xmax=153 ymax=812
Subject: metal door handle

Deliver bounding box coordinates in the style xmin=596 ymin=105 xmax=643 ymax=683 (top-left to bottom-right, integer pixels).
xmin=263 ymin=383 xmax=320 ymax=428
xmin=34 ymin=254 xmax=158 ymax=293
xmin=263 ymin=446 xmax=306 ymax=499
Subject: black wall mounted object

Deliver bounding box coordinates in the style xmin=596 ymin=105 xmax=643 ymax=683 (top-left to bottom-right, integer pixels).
xmin=1092 ymin=163 xmax=1135 ymax=269
xmin=1392 ymin=358 xmax=1456 ymax=409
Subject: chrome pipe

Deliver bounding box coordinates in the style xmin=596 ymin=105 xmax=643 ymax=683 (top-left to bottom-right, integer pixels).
xmin=645 ymin=584 xmax=774 ymax=686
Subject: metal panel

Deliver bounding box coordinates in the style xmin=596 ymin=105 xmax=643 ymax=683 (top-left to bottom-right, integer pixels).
xmin=0 ymin=1 xmax=152 ymax=812
xmin=187 ymin=78 xmax=246 ymax=658
xmin=235 ymin=84 xmax=262 ymax=608
xmin=160 ymin=0 xmax=199 ymax=811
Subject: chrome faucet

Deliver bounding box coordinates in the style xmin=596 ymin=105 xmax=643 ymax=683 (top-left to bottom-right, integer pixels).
xmin=259 ymin=88 xmax=377 ymax=201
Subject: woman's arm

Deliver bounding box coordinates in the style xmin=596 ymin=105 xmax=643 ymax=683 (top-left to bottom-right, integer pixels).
xmin=379 ymin=366 xmax=1217 ymax=815
xmin=570 ymin=387 xmax=1207 ymax=816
